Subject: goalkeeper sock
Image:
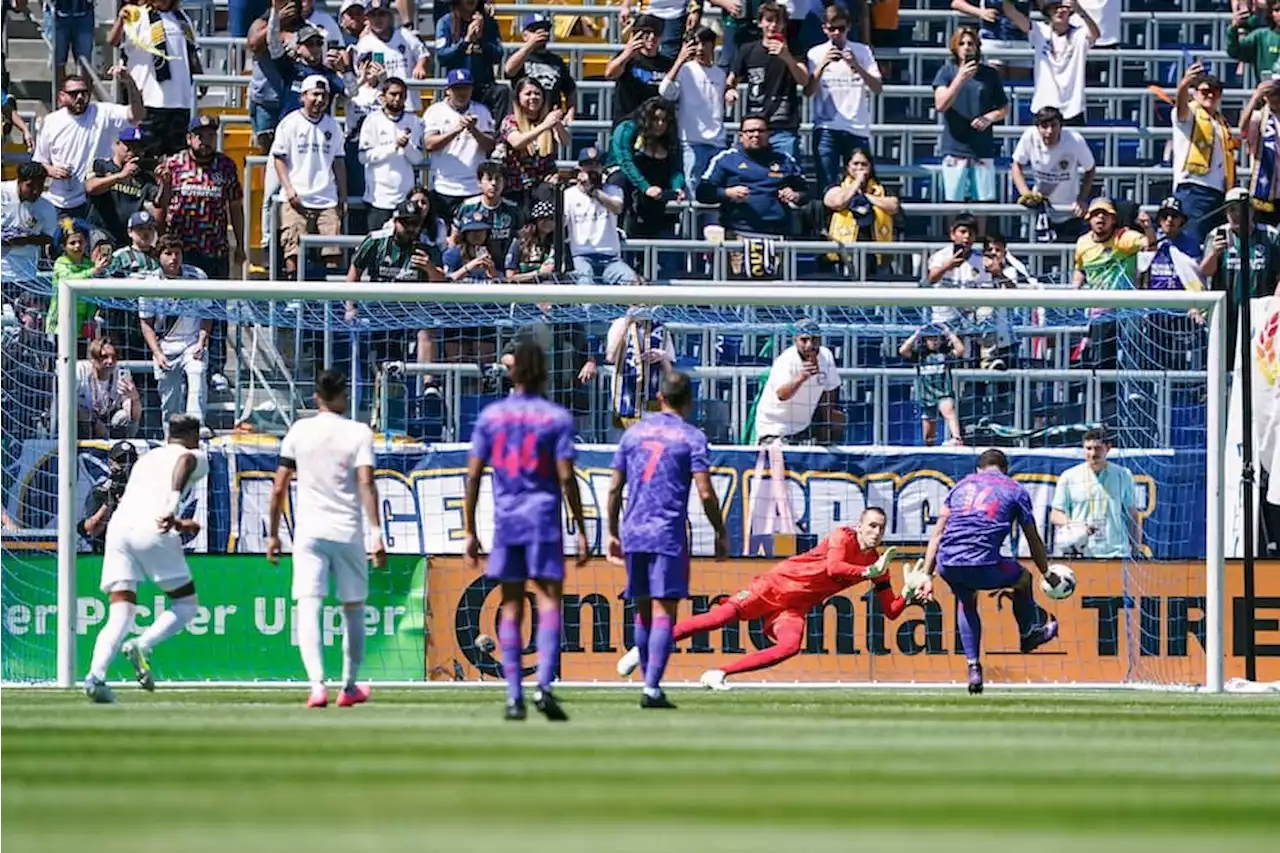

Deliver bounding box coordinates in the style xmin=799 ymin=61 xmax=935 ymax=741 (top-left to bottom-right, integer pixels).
xmin=136 ymin=595 xmax=198 ymax=653
xmin=535 ymin=608 xmax=562 ymax=691
xmin=721 ymin=618 xmax=803 ymax=675
xmin=89 ymin=600 xmax=135 ymax=681
xmin=645 ymin=613 xmax=673 ymax=694
xmin=954 ymin=588 xmax=982 ymax=664
xmin=341 ymin=603 xmax=365 ymax=688
xmin=672 ymin=601 xmax=739 ymax=642
xmin=632 ymin=613 xmax=651 ymax=679
xmin=1011 ymin=584 xmax=1040 ymax=637
xmin=296 ymin=596 xmax=326 ymax=687
xmin=498 ymin=616 xmax=523 ymax=704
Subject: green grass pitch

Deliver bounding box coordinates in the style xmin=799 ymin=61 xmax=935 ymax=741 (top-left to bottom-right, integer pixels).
xmin=3 ymin=688 xmax=1279 ymax=853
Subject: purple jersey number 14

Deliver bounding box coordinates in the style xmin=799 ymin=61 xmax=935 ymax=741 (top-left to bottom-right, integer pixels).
xmin=959 ymin=483 xmax=1000 ymax=520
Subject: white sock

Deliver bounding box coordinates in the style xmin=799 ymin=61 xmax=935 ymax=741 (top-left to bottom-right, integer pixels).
xmin=89 ymin=601 xmax=136 ymax=681
xmin=295 ymin=596 xmax=326 ymax=688
xmin=136 ymin=596 xmax=199 ymax=653
xmin=643 ymin=686 xmax=662 ymax=699
xmin=341 ymin=604 xmax=365 ymax=689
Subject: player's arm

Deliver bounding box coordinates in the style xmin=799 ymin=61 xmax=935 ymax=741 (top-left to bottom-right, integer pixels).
xmin=922 ymin=504 xmax=949 ymax=579
xmin=1019 ymin=519 xmax=1051 ymax=576
xmin=694 ymin=471 xmax=730 ymax=560
xmin=357 ymin=464 xmax=387 ymax=568
xmin=462 ymin=455 xmax=485 ymax=568
xmin=559 ymin=457 xmax=590 ymax=567
xmin=156 ymin=451 xmax=200 ymax=534
xmin=605 ymin=467 xmax=626 ymax=565
xmin=266 ymin=459 xmax=294 ymax=564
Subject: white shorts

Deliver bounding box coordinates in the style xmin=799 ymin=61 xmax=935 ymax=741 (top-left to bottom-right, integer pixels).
xmin=99 ymin=526 xmax=193 ymax=594
xmin=291 ymin=537 xmax=368 ymax=603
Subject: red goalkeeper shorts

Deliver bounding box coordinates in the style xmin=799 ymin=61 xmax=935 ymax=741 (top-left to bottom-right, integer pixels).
xmin=728 ymin=586 xmax=806 ymax=642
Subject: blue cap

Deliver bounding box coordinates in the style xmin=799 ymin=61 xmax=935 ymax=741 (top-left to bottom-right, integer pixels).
xmin=128 ymin=210 xmax=156 ymax=230
xmin=364 ymin=0 xmax=392 ymax=11
xmin=795 ymin=319 xmax=821 ymax=337
xmin=445 ymin=68 xmax=474 ymax=88
xmin=118 ymin=126 xmax=145 ymax=143
xmin=459 ymin=212 xmax=491 ymax=233
xmin=523 ymin=12 xmax=552 ymax=31
xmin=188 ymin=113 xmax=220 ymax=132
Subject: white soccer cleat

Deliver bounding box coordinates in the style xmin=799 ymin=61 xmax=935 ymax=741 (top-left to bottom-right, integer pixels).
xmin=699 ymin=669 xmax=730 ymax=691
xmin=617 ymin=646 xmax=641 ymax=677
xmin=121 ymin=640 xmax=155 ymax=692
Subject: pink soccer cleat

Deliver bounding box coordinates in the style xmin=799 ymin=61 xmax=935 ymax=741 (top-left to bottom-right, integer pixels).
xmin=306 ymin=686 xmax=329 ymax=708
xmin=337 ymin=684 xmax=370 ymax=707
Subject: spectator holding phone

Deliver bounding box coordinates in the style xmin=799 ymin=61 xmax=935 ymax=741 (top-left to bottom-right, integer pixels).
xmin=605 ymin=14 xmax=674 ymax=125
xmin=564 ymin=147 xmax=639 ymax=285
xmin=932 ymin=26 xmax=1008 ymax=205
xmin=660 ymin=26 xmax=727 ymax=193
xmin=422 ymin=69 xmax=497 ymax=229
xmin=926 ymin=212 xmax=987 ymax=331
xmin=607 ymin=97 xmax=686 ymax=240
xmin=347 ymin=200 xmax=444 ymax=288
xmin=452 ymin=162 xmax=522 ymax=269
xmin=436 ymin=0 xmax=509 ymax=121
xmin=753 ymin=320 xmax=844 ymax=445
xmin=805 ymin=3 xmax=882 ymax=193
xmin=444 ymin=218 xmax=500 ymax=282
xmin=726 ymin=3 xmax=808 ymax=161
xmin=354 ymin=0 xmax=429 ymax=110
xmin=358 ymin=76 xmax=424 ymax=231
xmin=899 ymin=325 xmax=965 ymax=447
xmin=1173 ymin=62 xmax=1233 ymax=247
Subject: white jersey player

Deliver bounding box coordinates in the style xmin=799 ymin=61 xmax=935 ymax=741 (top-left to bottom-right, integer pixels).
xmin=84 ymin=415 xmax=209 ymax=703
xmin=267 ymin=370 xmax=386 ymax=708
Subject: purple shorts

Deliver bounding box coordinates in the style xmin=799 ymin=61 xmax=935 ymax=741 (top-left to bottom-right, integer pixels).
xmin=623 ymin=551 xmax=690 ymax=600
xmin=486 ymin=540 xmax=565 ymax=583
xmin=938 ymin=557 xmax=1027 ymax=591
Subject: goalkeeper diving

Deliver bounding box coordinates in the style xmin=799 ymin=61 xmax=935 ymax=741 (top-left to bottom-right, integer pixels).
xmin=616 ymin=508 xmax=911 ymax=690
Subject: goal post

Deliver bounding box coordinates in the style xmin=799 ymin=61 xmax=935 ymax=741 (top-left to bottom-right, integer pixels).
xmin=49 ymin=278 xmax=1227 ymax=690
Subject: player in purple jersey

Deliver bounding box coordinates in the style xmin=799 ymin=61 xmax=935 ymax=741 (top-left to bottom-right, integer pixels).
xmin=916 ymin=449 xmax=1059 ymax=694
xmin=605 ymin=372 xmax=730 ymax=709
xmin=463 ymin=342 xmax=590 ymax=722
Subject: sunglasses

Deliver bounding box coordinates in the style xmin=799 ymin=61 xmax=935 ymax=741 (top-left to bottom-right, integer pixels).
xmin=65 ymin=89 xmax=90 ymax=97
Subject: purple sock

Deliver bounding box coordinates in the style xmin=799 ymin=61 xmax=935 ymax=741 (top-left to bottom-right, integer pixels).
xmin=1011 ymin=585 xmax=1040 ymax=637
xmin=536 ymin=609 xmax=562 ymax=690
xmin=498 ymin=617 xmax=523 ymax=704
xmin=955 ymin=590 xmax=982 ymax=664
xmin=633 ymin=614 xmax=651 ymax=679
xmin=645 ymin=614 xmax=674 ymax=692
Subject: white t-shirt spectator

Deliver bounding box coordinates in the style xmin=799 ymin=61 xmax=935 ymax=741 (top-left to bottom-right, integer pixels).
xmin=564 ymin=183 xmax=623 ymax=258
xmin=927 ymin=245 xmax=989 ymax=328
xmin=1172 ymin=112 xmax=1228 ymax=192
xmin=32 ymin=103 xmax=134 ymax=209
xmin=1012 ymin=126 xmax=1095 ymax=220
xmin=354 ymin=28 xmax=427 ymax=108
xmin=1029 ymin=23 xmax=1091 ymax=121
xmin=421 ymin=99 xmax=494 ymax=198
xmin=1074 ymin=0 xmax=1119 ymax=48
xmin=754 ymin=344 xmax=842 ymax=439
xmin=660 ymin=61 xmax=727 ymax=146
xmin=279 ymin=410 xmax=375 ymax=544
xmin=0 ymin=180 xmax=59 ymax=265
xmin=137 ymin=288 xmax=213 ymax=358
xmin=75 ymin=359 xmax=133 ymax=420
xmin=124 ymin=10 xmax=195 ymax=109
xmin=359 ymin=108 xmax=425 ymax=210
xmin=806 ymin=40 xmax=881 ymax=136
xmin=309 ymin=10 xmax=343 ymax=45
xmin=647 ymin=0 xmax=689 ymax=19
xmin=270 ymin=110 xmax=344 ymax=208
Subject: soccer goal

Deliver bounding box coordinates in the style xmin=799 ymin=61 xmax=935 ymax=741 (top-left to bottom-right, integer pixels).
xmin=11 ymin=277 xmax=1229 ymax=691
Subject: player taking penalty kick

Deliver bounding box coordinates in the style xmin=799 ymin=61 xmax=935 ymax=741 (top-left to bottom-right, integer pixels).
xmin=267 ymin=370 xmax=387 ymax=708
xmin=464 ymin=341 xmax=590 ymax=722
xmin=914 ymin=448 xmax=1059 ymax=694
xmin=84 ymin=415 xmax=209 ymax=703
xmin=617 ymin=508 xmax=905 ymax=690
xmin=606 ymin=371 xmax=730 ymax=709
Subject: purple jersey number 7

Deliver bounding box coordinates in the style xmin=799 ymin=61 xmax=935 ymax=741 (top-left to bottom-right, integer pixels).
xmin=640 ymin=440 xmax=666 ymax=482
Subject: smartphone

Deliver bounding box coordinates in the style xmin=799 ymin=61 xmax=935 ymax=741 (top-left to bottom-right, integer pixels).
xmin=953 ymin=242 xmax=967 ymax=257
xmin=373 ymin=51 xmax=385 ymax=64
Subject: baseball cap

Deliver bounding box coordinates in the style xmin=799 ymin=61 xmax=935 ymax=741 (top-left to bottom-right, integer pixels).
xmin=693 ymin=25 xmax=717 ymax=43
xmin=128 ymin=210 xmax=156 ymax=230
xmin=393 ymin=199 xmax=423 ymax=221
xmin=364 ymin=0 xmax=392 ymax=12
xmin=108 ymin=441 xmax=139 ymax=465
xmin=1157 ymin=196 xmax=1186 ymax=219
xmin=446 ymin=68 xmax=474 ymax=88
xmin=578 ymin=146 xmax=602 ymax=166
xmin=295 ymin=23 xmax=325 ymax=44
xmin=118 ymin=126 xmax=146 ymax=144
xmin=301 ymin=74 xmax=331 ymax=94
xmin=1226 ymin=186 xmax=1250 ymax=203
xmin=1087 ymin=198 xmax=1117 ymax=217
xmin=459 ymin=214 xmax=491 ymax=233
xmin=523 ymin=12 xmax=552 ymax=32
xmin=795 ymin=318 xmax=821 ymax=337
xmin=339 ymin=0 xmax=364 ymax=14
xmin=188 ymin=113 xmax=220 ymax=132
xmin=634 ymin=13 xmax=663 ymax=34
xmin=530 ymin=199 xmax=555 ymax=220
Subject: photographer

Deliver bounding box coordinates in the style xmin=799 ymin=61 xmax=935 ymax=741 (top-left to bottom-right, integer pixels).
xmin=565 ymin=147 xmax=639 ymax=285
xmin=77 ymin=336 xmax=141 ymax=439
xmin=77 ymin=441 xmax=138 ymax=552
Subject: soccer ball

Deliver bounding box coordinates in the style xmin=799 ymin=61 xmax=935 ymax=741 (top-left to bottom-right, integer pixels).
xmin=1040 ymin=564 xmax=1077 ymax=600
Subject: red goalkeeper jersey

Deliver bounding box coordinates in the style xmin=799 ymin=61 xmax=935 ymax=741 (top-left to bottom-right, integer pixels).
xmin=749 ymin=526 xmax=885 ymax=612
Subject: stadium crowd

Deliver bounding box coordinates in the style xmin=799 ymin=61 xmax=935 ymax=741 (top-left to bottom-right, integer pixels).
xmin=0 ymin=0 xmax=1274 ymax=450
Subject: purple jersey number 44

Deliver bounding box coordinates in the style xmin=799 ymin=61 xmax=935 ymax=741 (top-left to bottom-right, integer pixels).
xmin=469 ymin=393 xmax=576 ymax=548
xmin=938 ymin=471 xmax=1036 ymax=568
xmin=611 ymin=411 xmax=710 ymax=557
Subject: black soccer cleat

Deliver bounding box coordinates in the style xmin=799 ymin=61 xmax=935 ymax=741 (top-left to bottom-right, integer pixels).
xmin=504 ymin=700 xmax=527 ymax=721
xmin=967 ymin=663 xmax=984 ymax=695
xmin=640 ymin=691 xmax=678 ymax=710
xmin=533 ymin=688 xmax=569 ymax=722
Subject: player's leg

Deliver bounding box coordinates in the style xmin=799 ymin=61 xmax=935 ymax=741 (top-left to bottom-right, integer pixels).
xmin=488 ymin=544 xmax=531 ymax=719
xmin=998 ymin=558 xmax=1059 ymax=653
xmin=624 ymin=554 xmax=655 ymax=681
xmin=950 ymin=581 xmax=985 ymax=694
xmin=639 ymin=551 xmax=689 ymax=708
xmin=333 ymin=539 xmax=372 ymax=707
xmin=124 ymin=580 xmax=199 ymax=692
xmin=531 ymin=577 xmax=568 ymax=722
xmin=86 ymin=532 xmax=146 ymax=702
xmin=291 ymin=538 xmax=331 ymax=707
xmin=711 ymin=609 xmax=805 ymax=683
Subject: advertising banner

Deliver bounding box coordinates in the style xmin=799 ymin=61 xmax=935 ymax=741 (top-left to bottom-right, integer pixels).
xmin=429 ymin=557 xmax=1280 ymax=686
xmin=1 ymin=555 xmax=426 ymax=683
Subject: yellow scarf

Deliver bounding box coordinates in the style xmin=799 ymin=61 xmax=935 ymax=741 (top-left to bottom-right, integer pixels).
xmin=826 ymin=178 xmax=894 ymax=263
xmin=1185 ymin=103 xmax=1237 ymax=188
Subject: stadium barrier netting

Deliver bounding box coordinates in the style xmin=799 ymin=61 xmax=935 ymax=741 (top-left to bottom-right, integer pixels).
xmin=0 ymin=266 xmax=1229 ymax=689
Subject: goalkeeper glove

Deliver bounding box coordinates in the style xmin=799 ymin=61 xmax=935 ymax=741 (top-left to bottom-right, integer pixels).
xmin=900 ymin=558 xmax=932 ymax=603
xmin=864 ymin=546 xmax=897 ymax=580
xmin=1016 ymin=190 xmax=1047 ymax=208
